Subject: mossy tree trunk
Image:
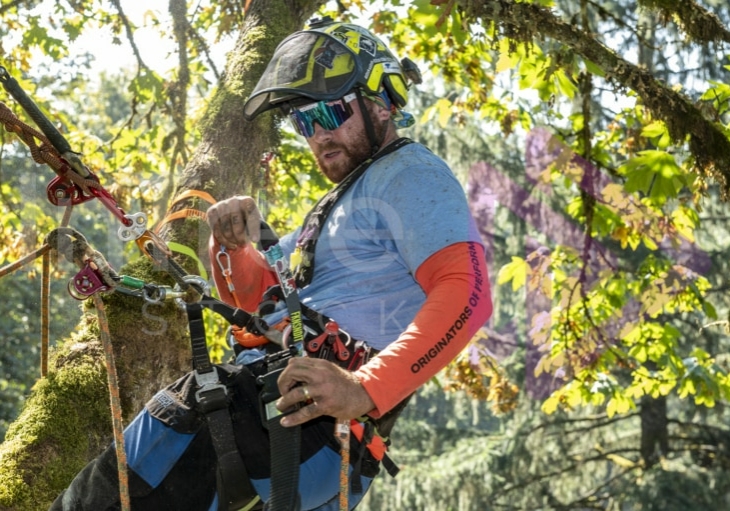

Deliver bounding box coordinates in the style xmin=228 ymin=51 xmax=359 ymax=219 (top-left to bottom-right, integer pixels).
xmin=0 ymin=1 xmax=324 ymax=509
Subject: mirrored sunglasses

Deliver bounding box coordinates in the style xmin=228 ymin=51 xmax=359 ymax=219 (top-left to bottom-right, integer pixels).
xmin=289 ymin=93 xmax=357 ymax=138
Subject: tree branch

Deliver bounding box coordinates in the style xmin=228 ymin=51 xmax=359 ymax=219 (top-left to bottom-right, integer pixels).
xmin=458 ymin=0 xmax=730 ymax=197
xmin=640 ymin=0 xmax=730 ymax=43
xmin=108 ymin=0 xmax=151 ymax=73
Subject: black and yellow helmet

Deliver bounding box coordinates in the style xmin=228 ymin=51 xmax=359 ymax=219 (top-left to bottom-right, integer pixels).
xmin=243 ymin=18 xmax=419 ymax=120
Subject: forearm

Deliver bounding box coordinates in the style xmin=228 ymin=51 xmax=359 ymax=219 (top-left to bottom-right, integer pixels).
xmin=208 ymin=236 xmax=277 ymax=312
xmin=354 ymin=242 xmax=492 ymax=417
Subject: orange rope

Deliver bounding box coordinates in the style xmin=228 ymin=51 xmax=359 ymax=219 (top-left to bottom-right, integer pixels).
xmin=335 ymin=419 xmax=351 ymax=511
xmin=92 ymin=294 xmax=130 ymax=511
xmin=0 ymin=244 xmax=51 ymax=278
xmin=40 ymin=251 xmax=50 ymax=377
xmin=2 ymin=98 xmax=129 ymax=506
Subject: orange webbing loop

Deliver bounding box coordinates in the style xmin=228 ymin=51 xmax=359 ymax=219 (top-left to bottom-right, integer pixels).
xmin=154 ymin=189 xmax=217 ymax=234
xmin=231 ymin=316 xmax=291 ymax=348
xmin=231 ymin=326 xmax=269 ymax=348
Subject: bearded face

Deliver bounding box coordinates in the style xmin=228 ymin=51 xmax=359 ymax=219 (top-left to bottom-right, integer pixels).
xmin=307 ymin=98 xmax=391 ymax=183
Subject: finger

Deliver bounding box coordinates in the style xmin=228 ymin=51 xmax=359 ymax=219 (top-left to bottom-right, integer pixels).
xmin=207 ymin=199 xmax=241 ymax=248
xmin=244 ymin=205 xmax=262 ymax=244
xmin=280 ymin=402 xmax=321 ymax=428
xmin=300 ymin=385 xmax=312 ymax=403
xmin=276 ymin=383 xmax=312 ymax=413
xmin=228 ymin=210 xmax=248 ymax=247
xmin=276 ymin=358 xmax=321 ymax=396
xmin=209 ymin=196 xmax=261 ymax=248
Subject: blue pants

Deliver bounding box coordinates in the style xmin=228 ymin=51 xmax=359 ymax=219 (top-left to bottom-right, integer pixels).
xmin=125 ymin=410 xmax=372 ymax=510
xmin=50 ymin=364 xmax=377 ymax=511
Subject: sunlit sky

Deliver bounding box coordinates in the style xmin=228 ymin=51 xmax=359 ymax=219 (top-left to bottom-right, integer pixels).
xmin=68 ymin=2 xmax=229 ymax=75
xmin=65 ymin=0 xmax=362 ymax=76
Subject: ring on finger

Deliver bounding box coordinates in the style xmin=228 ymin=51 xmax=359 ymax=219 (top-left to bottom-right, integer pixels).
xmin=301 ymin=385 xmax=312 ymax=402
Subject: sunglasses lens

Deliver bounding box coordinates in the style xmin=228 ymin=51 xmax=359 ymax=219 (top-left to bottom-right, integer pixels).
xmin=290 ymin=96 xmax=354 ymax=137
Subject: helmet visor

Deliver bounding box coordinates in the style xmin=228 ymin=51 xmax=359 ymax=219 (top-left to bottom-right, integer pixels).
xmin=244 ymin=32 xmax=359 ymax=120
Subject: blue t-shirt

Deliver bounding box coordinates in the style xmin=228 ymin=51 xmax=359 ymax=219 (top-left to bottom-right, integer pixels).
xmin=269 ymin=142 xmax=481 ymax=351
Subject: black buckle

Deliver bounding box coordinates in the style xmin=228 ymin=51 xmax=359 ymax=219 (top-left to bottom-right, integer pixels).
xmin=194 ymin=369 xmax=228 ymax=414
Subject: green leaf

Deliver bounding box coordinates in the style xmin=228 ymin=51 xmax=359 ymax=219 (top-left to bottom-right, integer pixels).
xmin=167 ymin=242 xmax=208 ymax=281
xmin=583 ymin=58 xmax=605 ymax=77
xmin=497 ymin=256 xmax=528 ymax=291
xmin=621 ymin=150 xmax=686 ymax=204
xmin=641 ymin=121 xmax=667 ymax=138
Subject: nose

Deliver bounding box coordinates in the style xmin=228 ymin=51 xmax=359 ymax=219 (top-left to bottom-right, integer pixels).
xmin=309 ymin=121 xmax=332 ymax=142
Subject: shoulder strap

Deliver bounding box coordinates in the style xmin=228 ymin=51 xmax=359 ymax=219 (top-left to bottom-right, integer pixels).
xmin=293 ymin=138 xmax=413 ymax=288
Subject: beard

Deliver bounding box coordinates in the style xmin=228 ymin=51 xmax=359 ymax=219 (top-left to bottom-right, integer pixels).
xmin=314 ymin=105 xmax=390 ymax=183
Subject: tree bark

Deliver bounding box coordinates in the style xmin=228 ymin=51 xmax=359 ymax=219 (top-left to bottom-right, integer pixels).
xmin=0 ymin=1 xmax=323 ymax=509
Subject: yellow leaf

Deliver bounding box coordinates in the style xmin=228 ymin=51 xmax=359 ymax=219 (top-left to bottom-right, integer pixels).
xmin=541 ymin=393 xmax=560 ymax=415
xmin=496 ymin=39 xmax=520 ymax=73
xmin=607 ymin=454 xmax=636 ymax=468
xmin=497 ymin=256 xmax=528 ymax=291
xmin=496 ymin=50 xmax=519 ymax=73
xmin=435 ymin=98 xmax=452 ymax=129
xmin=612 ymin=226 xmax=629 ymax=249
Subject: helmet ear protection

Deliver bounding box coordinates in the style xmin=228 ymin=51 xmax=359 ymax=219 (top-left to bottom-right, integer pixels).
xmin=243 ymin=17 xmax=421 ymax=120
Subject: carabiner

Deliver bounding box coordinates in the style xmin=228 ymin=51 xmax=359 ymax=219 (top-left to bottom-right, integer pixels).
xmin=216 ymin=247 xmax=232 ymax=277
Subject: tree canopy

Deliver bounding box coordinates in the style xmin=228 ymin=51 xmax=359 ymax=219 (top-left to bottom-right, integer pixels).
xmin=2 ymin=0 xmax=730 ymax=509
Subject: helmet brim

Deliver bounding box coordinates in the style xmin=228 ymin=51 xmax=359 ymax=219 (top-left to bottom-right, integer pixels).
xmin=243 ymin=31 xmax=361 ymax=120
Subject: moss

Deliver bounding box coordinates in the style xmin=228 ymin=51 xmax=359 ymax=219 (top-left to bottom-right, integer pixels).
xmin=0 ymin=342 xmax=110 ymax=510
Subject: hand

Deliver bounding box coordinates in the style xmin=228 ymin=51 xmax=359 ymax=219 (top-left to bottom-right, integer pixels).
xmin=206 ymin=195 xmax=261 ymax=249
xmin=275 ymin=357 xmax=376 ymax=427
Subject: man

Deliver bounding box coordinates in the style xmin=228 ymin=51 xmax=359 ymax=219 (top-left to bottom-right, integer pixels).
xmin=50 ymin=19 xmax=492 ymax=511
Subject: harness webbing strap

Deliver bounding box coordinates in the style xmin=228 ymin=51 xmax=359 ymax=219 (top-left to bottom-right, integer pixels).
xmin=187 ymin=303 xmax=214 ymax=374
xmin=186 ymin=303 xmax=256 ymax=511
xmin=258 ymin=224 xmax=303 ymax=511
xmin=293 ymin=137 xmax=413 ymax=288
xmin=267 ymin=417 xmax=302 ymax=511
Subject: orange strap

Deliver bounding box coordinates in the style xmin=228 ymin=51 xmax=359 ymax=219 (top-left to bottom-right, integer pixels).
xmin=231 ymin=326 xmax=268 ymax=348
xmin=155 ymin=190 xmax=217 ymax=234
xmin=350 ymin=420 xmax=387 ymax=461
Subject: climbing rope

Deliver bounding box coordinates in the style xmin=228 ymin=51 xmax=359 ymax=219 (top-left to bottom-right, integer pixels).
xmin=45 ymin=227 xmax=129 ymax=511
xmin=1 ymin=65 xmax=230 ymax=510
xmin=336 ymin=419 xmax=351 ymax=511
xmin=0 ymin=64 xmax=204 ymax=510
xmin=92 ymin=293 xmax=130 ymax=511
xmin=41 ymin=251 xmax=50 ymax=377
xmin=0 ymin=244 xmax=52 ymax=375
